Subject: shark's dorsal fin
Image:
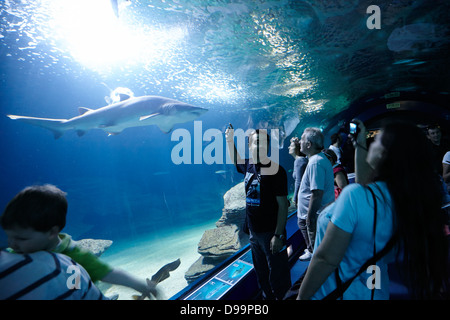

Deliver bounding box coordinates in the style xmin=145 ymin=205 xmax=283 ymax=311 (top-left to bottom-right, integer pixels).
xmin=78 ymin=107 xmax=93 ymax=115
xmin=139 ymin=113 xmax=160 ymax=121
xmin=119 ymin=93 xmax=131 ymax=101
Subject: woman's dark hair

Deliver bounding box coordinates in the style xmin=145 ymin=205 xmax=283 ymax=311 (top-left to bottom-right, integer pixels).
xmin=1 ymin=184 xmax=68 ymax=232
xmin=377 ymin=121 xmax=448 ymax=299
xmin=290 ymin=137 xmax=306 ymax=157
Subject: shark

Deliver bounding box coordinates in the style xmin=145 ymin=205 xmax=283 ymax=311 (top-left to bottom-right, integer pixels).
xmin=6 ymin=95 xmax=208 ymax=139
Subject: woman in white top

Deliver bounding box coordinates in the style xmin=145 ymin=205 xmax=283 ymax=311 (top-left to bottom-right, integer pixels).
xmin=297 ymin=120 xmax=448 ymax=300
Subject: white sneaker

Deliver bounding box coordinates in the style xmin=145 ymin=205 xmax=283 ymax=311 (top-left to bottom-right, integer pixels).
xmin=299 ymin=249 xmax=312 ymax=261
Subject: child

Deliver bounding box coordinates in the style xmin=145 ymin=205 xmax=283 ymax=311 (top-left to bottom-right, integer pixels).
xmin=1 ymin=184 xmax=158 ymax=299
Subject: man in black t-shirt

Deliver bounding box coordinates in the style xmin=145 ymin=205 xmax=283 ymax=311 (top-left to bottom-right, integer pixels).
xmin=225 ymin=125 xmax=291 ymax=300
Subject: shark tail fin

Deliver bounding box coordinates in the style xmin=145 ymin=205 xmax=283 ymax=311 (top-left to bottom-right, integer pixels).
xmin=7 ymin=114 xmax=68 ymax=139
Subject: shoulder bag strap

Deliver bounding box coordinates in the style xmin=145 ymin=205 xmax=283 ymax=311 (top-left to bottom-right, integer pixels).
xmin=367 ymin=186 xmax=377 ymax=300
xmin=324 ymin=185 xmax=397 ymax=300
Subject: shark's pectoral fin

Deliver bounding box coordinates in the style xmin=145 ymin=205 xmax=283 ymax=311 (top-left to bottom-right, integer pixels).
xmin=139 ymin=113 xmax=161 ymax=121
xmin=140 ymin=113 xmax=173 ymax=133
xmin=157 ymin=124 xmax=174 ymax=134
xmin=78 ymin=107 xmax=93 ymax=115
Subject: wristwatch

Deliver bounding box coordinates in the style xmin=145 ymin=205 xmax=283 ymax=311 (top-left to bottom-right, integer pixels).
xmin=274 ymin=234 xmax=285 ymax=241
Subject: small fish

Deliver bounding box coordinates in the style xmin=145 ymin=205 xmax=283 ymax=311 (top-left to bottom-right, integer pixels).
xmin=132 ymin=258 xmax=181 ymax=300
xmin=215 ymin=170 xmax=227 ymax=174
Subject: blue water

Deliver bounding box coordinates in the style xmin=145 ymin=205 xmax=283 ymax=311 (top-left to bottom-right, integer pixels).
xmin=0 ymin=83 xmax=289 ymax=239
xmin=1 ymin=0 xmax=307 ymax=249
xmin=2 ymin=1 xmax=448 ymax=298
xmin=0 ymin=65 xmax=296 ymax=246
xmin=0 ymin=57 xmax=296 ymax=297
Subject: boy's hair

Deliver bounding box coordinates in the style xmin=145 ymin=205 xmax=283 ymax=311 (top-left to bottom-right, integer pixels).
xmin=1 ymin=184 xmax=68 ymax=232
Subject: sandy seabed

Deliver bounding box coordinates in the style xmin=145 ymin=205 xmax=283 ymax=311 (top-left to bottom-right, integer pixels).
xmin=98 ymin=221 xmax=216 ymax=300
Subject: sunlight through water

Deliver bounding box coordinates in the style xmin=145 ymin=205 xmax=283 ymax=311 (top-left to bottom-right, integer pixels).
xmin=45 ymin=0 xmax=186 ymax=71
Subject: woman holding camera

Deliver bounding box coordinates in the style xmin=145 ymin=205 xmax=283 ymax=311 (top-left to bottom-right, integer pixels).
xmin=296 ymin=119 xmax=448 ymax=300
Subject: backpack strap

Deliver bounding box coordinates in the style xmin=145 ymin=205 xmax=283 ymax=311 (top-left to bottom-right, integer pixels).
xmin=323 ymin=186 xmax=397 ymax=300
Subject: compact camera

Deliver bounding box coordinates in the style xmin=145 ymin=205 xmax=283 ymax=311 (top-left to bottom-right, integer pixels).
xmin=349 ymin=122 xmax=359 ymax=135
xmin=340 ymin=121 xmax=360 ymax=137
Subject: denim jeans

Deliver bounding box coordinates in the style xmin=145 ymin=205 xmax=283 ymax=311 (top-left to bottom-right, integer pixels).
xmin=249 ymin=230 xmax=291 ymax=300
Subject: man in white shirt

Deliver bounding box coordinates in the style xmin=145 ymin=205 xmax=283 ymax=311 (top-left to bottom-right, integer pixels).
xmin=297 ymin=128 xmax=335 ymax=261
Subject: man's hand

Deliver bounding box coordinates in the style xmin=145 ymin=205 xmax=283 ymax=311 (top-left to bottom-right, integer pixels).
xmin=270 ymin=235 xmax=284 ymax=254
xmin=349 ymin=118 xmax=367 ymax=149
xmin=225 ymin=123 xmax=234 ymax=142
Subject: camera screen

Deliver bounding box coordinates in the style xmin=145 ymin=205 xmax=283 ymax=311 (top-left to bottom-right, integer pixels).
xmin=349 ymin=123 xmax=357 ymax=134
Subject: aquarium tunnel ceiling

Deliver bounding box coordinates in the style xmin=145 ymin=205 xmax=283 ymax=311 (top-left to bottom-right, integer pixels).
xmin=1 ymin=0 xmax=449 ymax=135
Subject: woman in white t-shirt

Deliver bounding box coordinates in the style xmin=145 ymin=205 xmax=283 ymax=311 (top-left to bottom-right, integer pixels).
xmin=297 ymin=120 xmax=448 ymax=300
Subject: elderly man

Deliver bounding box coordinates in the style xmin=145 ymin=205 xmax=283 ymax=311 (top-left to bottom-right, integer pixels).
xmin=297 ymin=128 xmax=335 ymax=261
